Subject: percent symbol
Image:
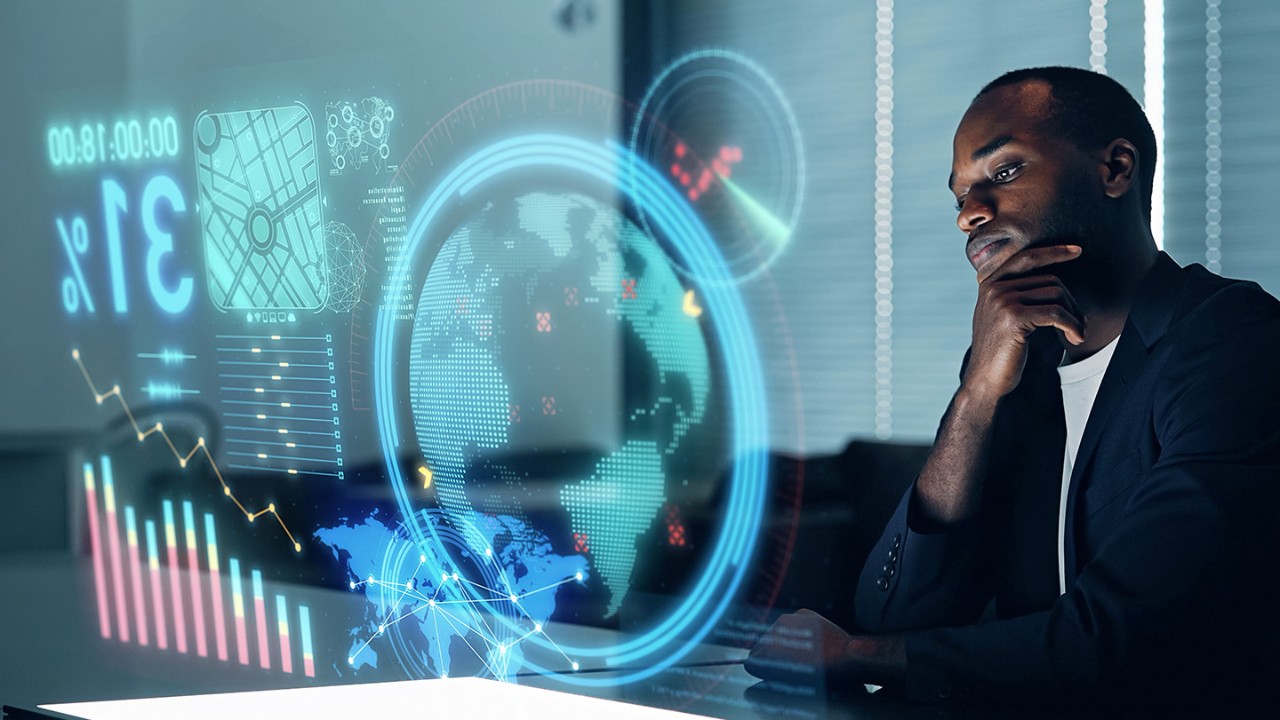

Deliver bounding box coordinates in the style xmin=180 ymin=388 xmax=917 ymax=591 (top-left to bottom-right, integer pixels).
xmin=57 ymin=215 xmax=95 ymax=314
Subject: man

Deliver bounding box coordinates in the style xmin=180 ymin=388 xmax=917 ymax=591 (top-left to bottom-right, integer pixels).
xmin=746 ymin=67 xmax=1280 ymax=711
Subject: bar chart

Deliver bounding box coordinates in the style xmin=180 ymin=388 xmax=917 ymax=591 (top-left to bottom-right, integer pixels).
xmin=82 ymin=455 xmax=318 ymax=677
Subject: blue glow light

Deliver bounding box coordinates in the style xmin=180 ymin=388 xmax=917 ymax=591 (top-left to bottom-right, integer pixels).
xmin=136 ymin=348 xmax=194 ymax=365
xmin=141 ymin=174 xmax=193 ymax=315
xmin=142 ymin=381 xmax=198 ymax=400
xmin=372 ymin=134 xmax=768 ymax=686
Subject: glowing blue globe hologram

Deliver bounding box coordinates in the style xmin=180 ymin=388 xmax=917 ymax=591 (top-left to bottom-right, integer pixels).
xmin=409 ymin=191 xmax=710 ymax=620
xmin=373 ymin=135 xmax=768 ymax=686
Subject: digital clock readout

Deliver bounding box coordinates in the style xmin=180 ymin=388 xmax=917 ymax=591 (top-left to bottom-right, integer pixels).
xmin=48 ymin=116 xmax=180 ymax=167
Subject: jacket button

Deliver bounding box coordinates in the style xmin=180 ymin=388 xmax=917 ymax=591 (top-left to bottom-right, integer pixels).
xmin=876 ymin=577 xmax=889 ymax=591
xmin=883 ymin=563 xmax=895 ymax=577
xmin=887 ymin=548 xmax=898 ymax=562
xmin=892 ymin=534 xmax=901 ymax=549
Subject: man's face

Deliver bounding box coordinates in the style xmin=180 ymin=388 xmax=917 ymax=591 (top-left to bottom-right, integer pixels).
xmin=949 ymin=80 xmax=1107 ymax=279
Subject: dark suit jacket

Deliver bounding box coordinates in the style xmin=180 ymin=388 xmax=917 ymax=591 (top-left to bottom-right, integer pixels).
xmin=854 ymin=252 xmax=1280 ymax=711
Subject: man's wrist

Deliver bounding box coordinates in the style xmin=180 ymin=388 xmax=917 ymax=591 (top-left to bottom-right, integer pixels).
xmin=844 ymin=634 xmax=907 ymax=687
xmin=953 ymin=383 xmax=1002 ymax=418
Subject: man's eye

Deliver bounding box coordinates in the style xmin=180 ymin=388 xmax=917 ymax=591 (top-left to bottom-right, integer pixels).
xmin=993 ymin=163 xmax=1023 ymax=182
xmin=954 ymin=196 xmax=966 ymax=212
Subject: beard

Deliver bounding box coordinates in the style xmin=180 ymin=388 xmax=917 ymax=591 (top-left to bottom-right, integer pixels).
xmin=1031 ymin=179 xmax=1129 ymax=313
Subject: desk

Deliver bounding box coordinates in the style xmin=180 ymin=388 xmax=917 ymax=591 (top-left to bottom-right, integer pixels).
xmin=0 ymin=552 xmax=993 ymax=719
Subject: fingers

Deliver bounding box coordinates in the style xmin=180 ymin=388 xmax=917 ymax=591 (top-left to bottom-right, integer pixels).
xmin=747 ymin=611 xmax=811 ymax=661
xmin=995 ymin=273 xmax=1081 ymax=310
xmin=1011 ymin=281 xmax=1084 ymax=318
xmin=1023 ymin=303 xmax=1087 ymax=345
xmin=978 ymin=243 xmax=1081 ymax=284
xmin=998 ymin=277 xmax=1086 ymax=343
xmin=981 ymin=283 xmax=1085 ymax=344
xmin=747 ymin=609 xmax=824 ymax=676
xmin=979 ymin=259 xmax=1087 ymax=343
xmin=745 ymin=614 xmax=799 ymax=681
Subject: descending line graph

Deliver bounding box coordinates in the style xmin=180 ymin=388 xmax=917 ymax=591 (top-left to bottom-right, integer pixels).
xmin=72 ymin=348 xmax=303 ymax=553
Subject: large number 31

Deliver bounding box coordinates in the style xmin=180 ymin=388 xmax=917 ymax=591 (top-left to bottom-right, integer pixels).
xmin=101 ymin=175 xmax=193 ymax=315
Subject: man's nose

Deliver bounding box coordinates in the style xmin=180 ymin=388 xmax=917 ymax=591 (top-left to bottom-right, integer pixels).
xmin=956 ymin=192 xmax=994 ymax=234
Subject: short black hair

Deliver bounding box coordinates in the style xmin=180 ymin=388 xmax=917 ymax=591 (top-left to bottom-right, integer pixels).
xmin=977 ymin=66 xmax=1156 ymax=224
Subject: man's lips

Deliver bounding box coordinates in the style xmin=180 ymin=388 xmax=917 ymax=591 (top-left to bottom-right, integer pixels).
xmin=967 ymin=237 xmax=1008 ymax=267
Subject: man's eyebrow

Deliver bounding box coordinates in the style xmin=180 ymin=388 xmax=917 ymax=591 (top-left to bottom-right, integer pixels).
xmin=948 ymin=134 xmax=1017 ymax=192
xmin=972 ymin=134 xmax=1016 ymax=162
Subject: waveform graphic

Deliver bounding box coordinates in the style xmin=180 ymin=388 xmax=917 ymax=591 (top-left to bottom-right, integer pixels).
xmin=71 ymin=348 xmax=302 ymax=553
xmin=137 ymin=349 xmax=197 ymax=365
xmin=142 ymin=381 xmax=200 ymax=400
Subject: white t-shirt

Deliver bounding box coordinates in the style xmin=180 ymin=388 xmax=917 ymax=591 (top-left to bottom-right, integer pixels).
xmin=1056 ymin=334 xmax=1122 ymax=595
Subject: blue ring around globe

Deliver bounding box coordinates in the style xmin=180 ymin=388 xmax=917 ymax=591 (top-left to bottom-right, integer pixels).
xmin=373 ymin=135 xmax=768 ymax=686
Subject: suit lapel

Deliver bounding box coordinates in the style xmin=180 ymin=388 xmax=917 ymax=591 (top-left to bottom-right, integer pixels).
xmin=1061 ymin=252 xmax=1187 ymax=590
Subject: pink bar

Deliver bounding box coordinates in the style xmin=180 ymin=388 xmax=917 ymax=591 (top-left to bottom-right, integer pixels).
xmin=145 ymin=520 xmax=168 ymax=650
xmin=304 ymin=656 xmax=315 ymax=678
xmin=124 ymin=507 xmax=149 ymax=646
xmin=181 ymin=502 xmax=208 ymax=657
xmin=252 ymin=570 xmax=270 ymax=670
xmin=163 ymin=501 xmax=188 ymax=654
xmin=229 ymin=558 xmax=249 ymax=665
xmin=276 ymin=594 xmax=292 ymax=674
xmin=101 ymin=457 xmax=130 ymax=643
xmin=209 ymin=578 xmax=227 ymax=660
xmin=235 ymin=618 xmax=250 ymax=665
xmin=204 ymin=513 xmax=228 ymax=662
xmin=279 ymin=633 xmax=293 ymax=673
xmin=82 ymin=463 xmax=111 ymax=639
xmin=255 ymin=598 xmax=270 ymax=669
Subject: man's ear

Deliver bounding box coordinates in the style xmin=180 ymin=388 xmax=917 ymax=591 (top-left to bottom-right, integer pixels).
xmin=1100 ymin=138 xmax=1139 ymax=200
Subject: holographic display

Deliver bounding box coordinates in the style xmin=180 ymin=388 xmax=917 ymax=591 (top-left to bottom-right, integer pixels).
xmin=325 ymin=98 xmax=395 ymax=175
xmin=322 ymin=221 xmax=366 ymax=313
xmin=81 ymin=455 xmax=317 ymax=675
xmin=214 ymin=332 xmax=346 ymax=481
xmin=316 ymin=510 xmax=586 ymax=678
xmin=54 ymin=172 xmax=194 ymax=317
xmin=371 ymin=133 xmax=770 ymax=686
xmin=194 ymin=104 xmax=329 ymax=312
xmin=631 ymin=49 xmax=806 ymax=283
xmin=47 ymin=116 xmax=181 ymax=168
xmin=37 ymin=28 xmax=803 ymax=692
xmin=407 ymin=191 xmax=710 ymax=619
xmin=72 ymin=348 xmax=304 ymax=553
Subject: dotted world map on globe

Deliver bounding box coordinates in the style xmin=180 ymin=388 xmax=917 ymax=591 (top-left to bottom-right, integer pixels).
xmin=321 ymin=191 xmax=713 ymax=678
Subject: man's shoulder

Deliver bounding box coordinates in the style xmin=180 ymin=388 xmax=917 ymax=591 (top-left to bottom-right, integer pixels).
xmin=1163 ymin=260 xmax=1280 ymax=341
xmin=1147 ymin=262 xmax=1280 ymax=403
